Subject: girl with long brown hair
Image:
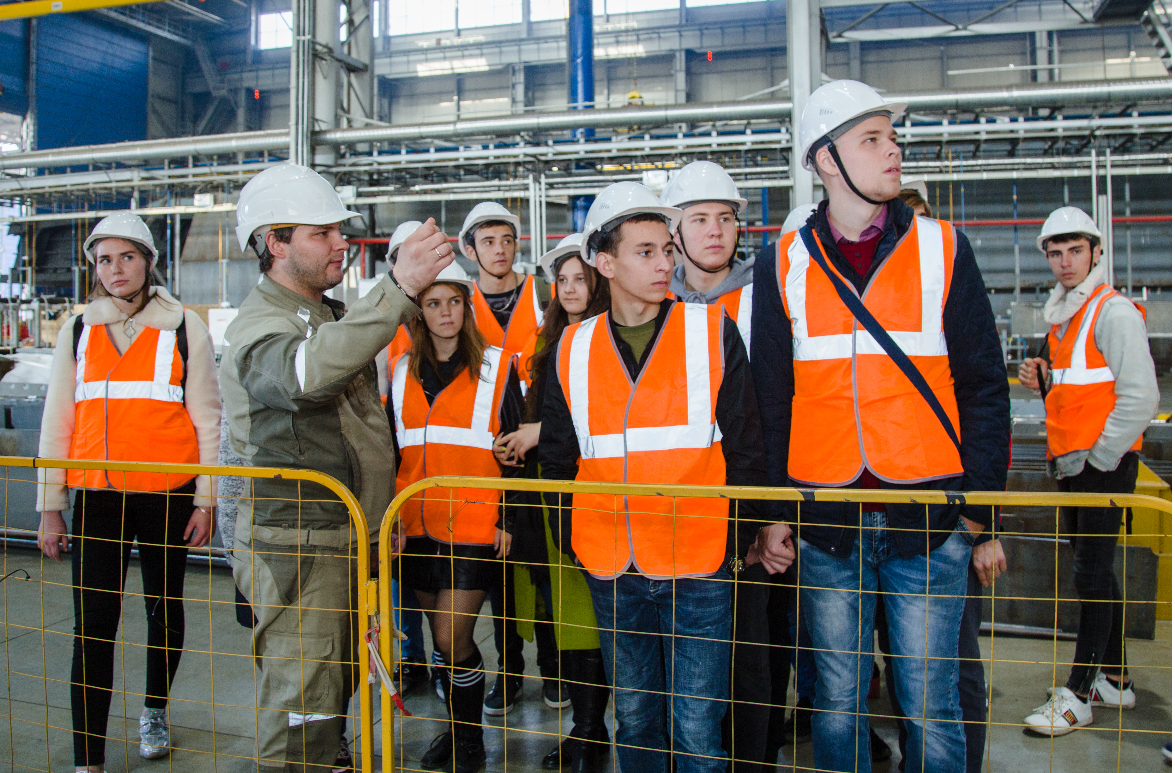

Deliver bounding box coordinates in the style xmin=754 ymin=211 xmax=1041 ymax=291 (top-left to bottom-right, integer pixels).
xmin=386 ymin=262 xmax=525 ymax=773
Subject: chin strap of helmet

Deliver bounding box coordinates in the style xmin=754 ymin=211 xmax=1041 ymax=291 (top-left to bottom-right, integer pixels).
xmin=821 ymin=141 xmax=887 ymax=207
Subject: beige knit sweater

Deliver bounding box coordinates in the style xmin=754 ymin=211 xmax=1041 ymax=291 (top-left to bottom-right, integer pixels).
xmin=36 ymin=288 xmax=222 ymax=511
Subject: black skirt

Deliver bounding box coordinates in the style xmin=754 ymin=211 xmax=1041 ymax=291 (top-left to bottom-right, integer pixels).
xmin=397 ymin=536 xmax=505 ymax=592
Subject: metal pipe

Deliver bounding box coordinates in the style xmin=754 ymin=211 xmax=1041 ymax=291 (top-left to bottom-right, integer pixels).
xmin=1105 ymin=150 xmax=1114 ymax=288
xmin=1 ymin=78 xmax=1167 ymax=171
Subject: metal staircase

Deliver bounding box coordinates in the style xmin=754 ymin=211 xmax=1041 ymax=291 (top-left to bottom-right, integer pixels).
xmin=1141 ymin=0 xmax=1173 ymax=74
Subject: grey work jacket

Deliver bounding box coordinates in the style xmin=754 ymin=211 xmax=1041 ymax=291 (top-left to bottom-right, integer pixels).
xmin=220 ymin=274 xmax=419 ymax=545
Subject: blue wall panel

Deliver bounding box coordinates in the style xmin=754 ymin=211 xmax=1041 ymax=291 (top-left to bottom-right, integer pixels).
xmin=0 ymin=20 xmax=29 ymax=118
xmin=35 ymin=15 xmax=147 ymax=149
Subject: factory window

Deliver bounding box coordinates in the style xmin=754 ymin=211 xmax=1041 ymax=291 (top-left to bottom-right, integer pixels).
xmin=458 ymin=0 xmax=522 ymax=28
xmin=529 ymin=0 xmax=607 ymax=20
xmin=687 ymin=0 xmax=761 ymax=5
xmin=257 ymin=11 xmax=293 ymax=49
xmin=604 ymin=0 xmax=676 ymax=11
xmin=372 ymin=0 xmax=381 ymax=36
xmin=387 ymin=0 xmax=456 ymax=34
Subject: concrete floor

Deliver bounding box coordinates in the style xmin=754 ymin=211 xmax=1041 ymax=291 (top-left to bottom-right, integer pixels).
xmin=0 ymin=549 xmax=1168 ymax=772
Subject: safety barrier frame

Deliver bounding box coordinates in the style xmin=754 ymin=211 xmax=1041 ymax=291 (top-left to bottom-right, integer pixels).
xmin=374 ymin=476 xmax=1173 ymax=773
xmin=0 ymin=456 xmax=379 ymax=773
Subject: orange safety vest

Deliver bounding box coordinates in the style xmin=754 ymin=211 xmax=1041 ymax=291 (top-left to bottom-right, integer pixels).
xmin=516 ymin=330 xmax=541 ymax=393
xmin=391 ymin=346 xmax=513 ymax=545
xmin=382 ymin=325 xmax=414 ymax=406
xmin=1045 ymin=284 xmax=1146 ymax=460
xmin=68 ymin=324 xmax=199 ymax=492
xmin=556 ymin=302 xmax=728 ymax=579
xmin=777 ymin=217 xmax=963 ymax=486
xmin=667 ymin=283 xmax=753 ymax=350
xmin=471 ymin=274 xmax=544 ymax=353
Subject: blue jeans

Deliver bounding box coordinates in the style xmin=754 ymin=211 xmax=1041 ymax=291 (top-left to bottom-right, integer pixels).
xmin=789 ymin=604 xmax=816 ymax=701
xmin=392 ymin=578 xmax=426 ymax=663
xmin=585 ymin=571 xmax=733 ymax=773
xmin=799 ymin=512 xmax=970 ymax=773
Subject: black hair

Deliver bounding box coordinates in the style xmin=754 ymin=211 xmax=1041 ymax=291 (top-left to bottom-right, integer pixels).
xmin=463 ymin=219 xmax=516 ymax=249
xmin=1043 ymin=232 xmax=1101 ymax=252
xmin=591 ymin=213 xmax=669 ymax=259
xmin=255 ymin=226 xmax=295 ymax=273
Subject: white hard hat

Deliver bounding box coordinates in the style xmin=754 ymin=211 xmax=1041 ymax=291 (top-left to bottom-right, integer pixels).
xmin=540 ymin=233 xmax=585 ymax=282
xmin=235 ymin=163 xmax=361 ymax=252
xmin=580 ymin=182 xmax=682 ymax=266
xmin=84 ymin=213 xmax=158 ymax=265
xmin=386 ymin=220 xmax=424 ymax=263
xmin=659 ymin=160 xmax=748 ymax=214
xmin=781 ymin=204 xmax=818 ymax=234
xmin=1037 ymin=206 xmax=1102 ymax=252
xmin=428 ymin=261 xmax=476 ymax=294
xmin=900 ymin=177 xmax=929 ymax=200
xmin=459 ymin=202 xmax=522 ymax=247
xmin=798 ymin=80 xmax=907 ymax=172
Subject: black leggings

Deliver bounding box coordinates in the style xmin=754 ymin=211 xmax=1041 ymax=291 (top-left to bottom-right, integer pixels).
xmin=70 ymin=483 xmax=194 ymax=766
xmin=1060 ymin=452 xmax=1138 ymax=695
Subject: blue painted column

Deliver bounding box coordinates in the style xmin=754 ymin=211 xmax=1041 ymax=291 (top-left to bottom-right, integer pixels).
xmin=568 ymin=0 xmax=594 ymax=231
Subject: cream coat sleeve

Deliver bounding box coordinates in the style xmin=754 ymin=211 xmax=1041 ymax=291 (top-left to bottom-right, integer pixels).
xmin=182 ymin=309 xmax=223 ymax=508
xmin=36 ymin=316 xmax=80 ymax=512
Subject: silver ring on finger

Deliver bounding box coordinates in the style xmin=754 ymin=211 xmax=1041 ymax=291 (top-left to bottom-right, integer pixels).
xmin=434 ymin=247 xmax=444 ymax=258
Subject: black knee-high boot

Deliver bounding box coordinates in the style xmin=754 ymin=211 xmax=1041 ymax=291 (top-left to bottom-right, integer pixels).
xmin=543 ymin=648 xmax=611 ymax=772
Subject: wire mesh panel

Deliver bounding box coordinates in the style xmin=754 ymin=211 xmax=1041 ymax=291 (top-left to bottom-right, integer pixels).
xmin=0 ymin=458 xmax=378 ymax=773
xmin=373 ymin=477 xmax=1172 ymax=773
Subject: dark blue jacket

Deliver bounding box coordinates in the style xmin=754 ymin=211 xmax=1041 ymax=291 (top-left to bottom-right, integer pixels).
xmin=749 ymin=199 xmax=1010 ymax=559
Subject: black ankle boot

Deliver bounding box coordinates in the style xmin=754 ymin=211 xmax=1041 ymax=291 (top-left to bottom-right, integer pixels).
xmin=566 ymin=649 xmax=611 ymax=772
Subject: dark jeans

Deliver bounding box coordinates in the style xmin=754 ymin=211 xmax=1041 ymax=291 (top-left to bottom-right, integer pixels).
xmin=586 ymin=570 xmax=733 ymax=773
xmin=1059 ymin=452 xmax=1138 ymax=695
xmin=70 ymin=483 xmax=194 ymax=766
xmin=878 ymin=565 xmax=988 ymax=773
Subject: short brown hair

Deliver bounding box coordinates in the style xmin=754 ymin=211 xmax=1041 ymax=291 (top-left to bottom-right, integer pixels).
xmin=1043 ymin=232 xmax=1101 ymax=252
xmin=898 ymin=189 xmax=933 ymax=218
xmin=592 ymin=213 xmax=669 ymax=258
xmin=256 ymin=226 xmax=295 ymax=273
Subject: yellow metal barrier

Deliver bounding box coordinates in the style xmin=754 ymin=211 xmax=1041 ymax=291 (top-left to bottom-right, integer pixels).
xmin=0 ymin=457 xmax=379 ymax=773
xmin=373 ymin=476 xmax=1173 ymax=773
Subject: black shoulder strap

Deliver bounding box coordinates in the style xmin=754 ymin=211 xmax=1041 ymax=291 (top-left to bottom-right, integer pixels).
xmin=176 ymin=316 xmax=189 ymax=394
xmin=799 ymin=225 xmax=963 ymax=457
xmin=72 ymin=315 xmax=84 ymax=360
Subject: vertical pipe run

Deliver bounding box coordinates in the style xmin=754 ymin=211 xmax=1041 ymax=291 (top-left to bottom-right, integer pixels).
xmin=1012 ymin=182 xmax=1020 ymax=303
xmin=1103 ymin=150 xmax=1114 ymax=288
xmin=787 ymin=0 xmax=814 ymax=207
xmin=1089 ymin=148 xmax=1097 ymax=222
xmin=1125 ymin=179 xmax=1133 ymax=297
xmin=568 ymin=0 xmax=595 ymax=231
xmin=761 ymin=187 xmax=769 ymax=253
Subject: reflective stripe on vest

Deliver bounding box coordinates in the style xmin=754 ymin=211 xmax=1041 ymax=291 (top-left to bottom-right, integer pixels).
xmin=69 ymin=323 xmax=198 ymax=492
xmin=566 ymin=305 xmax=722 ymax=460
xmin=778 ymin=217 xmax=962 ymax=486
xmin=471 ymin=274 xmax=544 ymax=352
xmin=1050 ymin=286 xmax=1116 ymax=387
xmin=391 ymin=347 xmax=503 ymax=452
xmin=785 ymin=219 xmax=948 ymax=362
xmin=714 ymin=283 xmax=754 ymax=352
xmin=391 ymin=346 xmax=511 ymax=545
xmin=1045 ymin=285 xmax=1145 ymax=459
xmin=557 ymin=302 xmax=728 ymax=579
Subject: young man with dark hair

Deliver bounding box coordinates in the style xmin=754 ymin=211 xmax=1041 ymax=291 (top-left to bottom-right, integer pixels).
xmin=540 ymin=181 xmax=789 ymax=773
xmin=1019 ymin=206 xmax=1158 ymax=736
xmin=749 ymin=81 xmax=1010 ymax=773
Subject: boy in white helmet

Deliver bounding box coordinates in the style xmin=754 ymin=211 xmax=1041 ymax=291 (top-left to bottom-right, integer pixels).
xmin=220 ymin=163 xmax=452 ymax=772
xmin=460 ymin=202 xmax=550 ymax=354
xmin=1019 ymin=206 xmax=1158 ymax=736
xmin=661 ymin=160 xmax=754 ymax=350
xmin=660 ymin=159 xmax=769 ymax=770
xmin=748 ymin=80 xmax=1010 ymax=773
xmin=539 ymin=181 xmax=791 ymax=773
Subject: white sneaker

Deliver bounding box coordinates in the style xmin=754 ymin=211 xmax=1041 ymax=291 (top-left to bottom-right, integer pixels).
xmin=1025 ymin=687 xmax=1092 ymax=736
xmin=138 ymin=707 xmax=171 ymax=759
xmin=1088 ymin=671 xmax=1136 ymax=709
